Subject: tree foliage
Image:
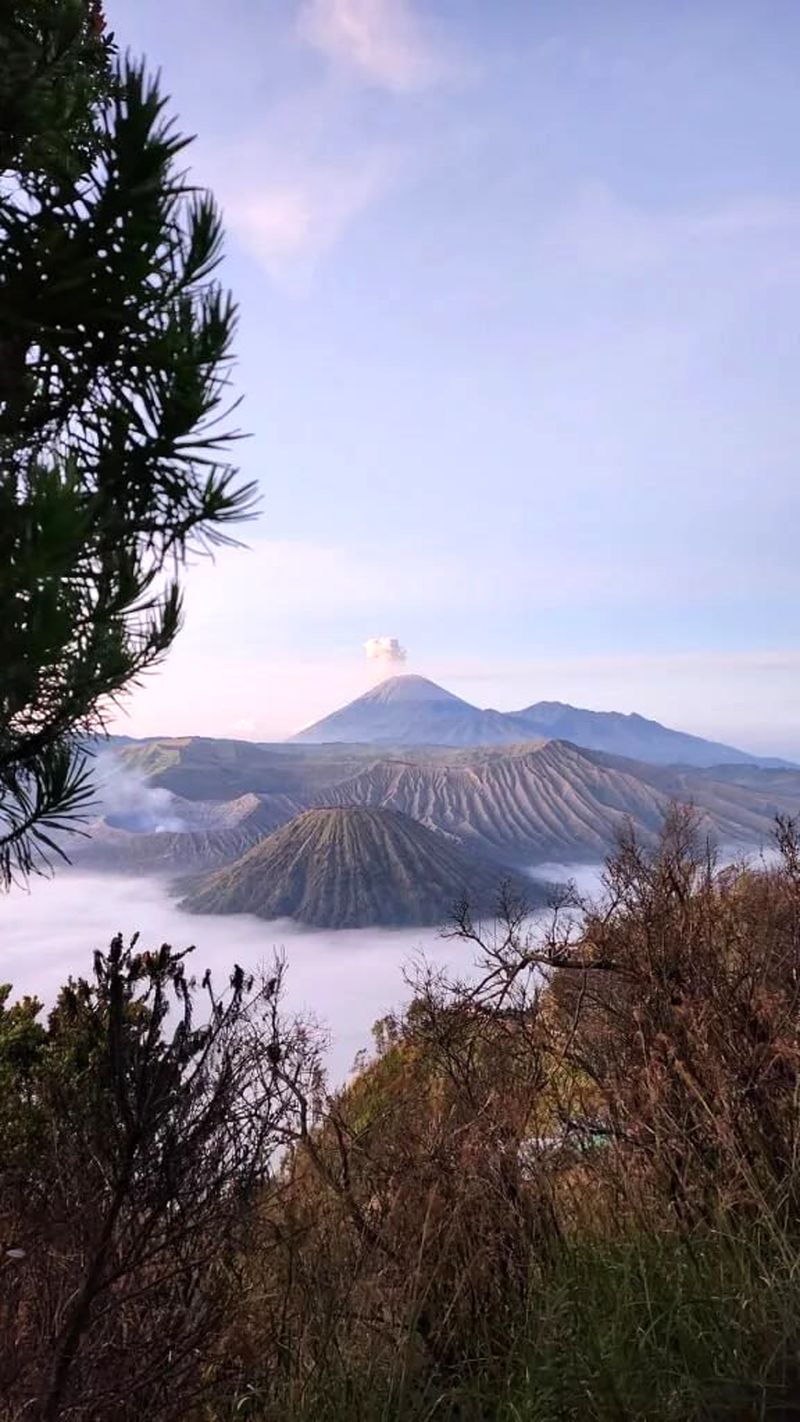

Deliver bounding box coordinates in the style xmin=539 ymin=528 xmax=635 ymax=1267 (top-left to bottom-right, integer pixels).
xmin=0 ymin=939 xmax=320 ymax=1421
xmin=0 ymin=0 xmax=255 ymax=885
xmin=0 ymin=0 xmax=112 ymax=178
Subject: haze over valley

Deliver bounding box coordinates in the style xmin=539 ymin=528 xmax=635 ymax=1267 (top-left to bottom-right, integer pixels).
xmin=0 ymin=870 xmax=475 ymax=1083
xmin=7 ymin=670 xmax=795 ymax=1079
xmin=73 ymin=676 xmax=800 ymax=915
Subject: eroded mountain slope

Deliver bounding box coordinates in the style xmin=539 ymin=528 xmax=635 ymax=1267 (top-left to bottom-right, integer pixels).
xmin=319 ymin=741 xmax=670 ymax=863
xmin=181 ymin=806 xmax=540 ymax=927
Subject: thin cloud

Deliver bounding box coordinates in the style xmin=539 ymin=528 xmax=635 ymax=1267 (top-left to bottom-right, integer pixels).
xmin=225 ymin=151 xmax=393 ymax=285
xmin=541 ymin=184 xmax=800 ymax=274
xmin=445 ymin=650 xmax=800 ymax=681
xmin=114 ymin=642 xmax=800 ymax=760
xmin=130 ymin=537 xmax=800 ymax=752
xmin=436 ymin=652 xmax=800 ymax=759
xmin=207 ymin=1 xmax=466 ymax=287
xmin=231 ymin=717 xmax=257 ymax=735
xmin=297 ymin=0 xmax=450 ymax=93
xmin=171 ymin=536 xmax=800 ymax=647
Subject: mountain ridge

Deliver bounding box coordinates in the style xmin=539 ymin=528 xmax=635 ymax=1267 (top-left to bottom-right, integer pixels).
xmin=292 ymin=675 xmax=788 ymax=768
xmin=81 ymin=735 xmax=800 ymax=883
xmin=292 ymin=676 xmax=522 ymax=750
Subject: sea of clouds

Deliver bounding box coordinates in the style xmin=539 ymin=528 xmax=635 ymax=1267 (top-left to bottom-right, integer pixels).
xmin=0 ymin=859 xmax=606 ymax=1083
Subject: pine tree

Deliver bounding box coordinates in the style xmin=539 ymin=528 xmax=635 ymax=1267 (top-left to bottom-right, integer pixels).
xmin=0 ymin=1 xmax=255 ymax=885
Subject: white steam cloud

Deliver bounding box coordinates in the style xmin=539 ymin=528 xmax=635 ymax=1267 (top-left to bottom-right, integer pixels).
xmin=364 ymin=635 xmax=407 ymax=666
xmin=93 ymin=752 xmax=186 ymax=833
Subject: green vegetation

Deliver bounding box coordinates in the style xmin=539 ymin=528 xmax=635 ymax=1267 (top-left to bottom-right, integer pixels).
xmin=4 ymin=811 xmax=800 ymax=1420
xmin=501 ymin=1227 xmax=800 ymax=1422
xmin=0 ymin=937 xmax=319 ymax=1421
xmin=0 ymin=0 xmax=254 ymax=885
xmin=216 ymin=811 xmax=800 ymax=1422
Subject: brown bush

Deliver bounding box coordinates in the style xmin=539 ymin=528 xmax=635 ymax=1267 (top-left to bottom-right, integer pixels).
xmin=0 ymin=940 xmax=320 ymax=1422
xmin=224 ymin=809 xmax=800 ymax=1418
xmin=6 ymin=811 xmax=800 ymax=1420
xmin=544 ymin=808 xmax=800 ymax=1225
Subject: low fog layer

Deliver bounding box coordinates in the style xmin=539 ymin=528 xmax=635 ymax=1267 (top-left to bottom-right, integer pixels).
xmin=529 ymin=862 xmax=607 ymax=898
xmin=0 ymin=873 xmax=472 ymax=1081
xmin=1 ymin=863 xmax=606 ymax=1081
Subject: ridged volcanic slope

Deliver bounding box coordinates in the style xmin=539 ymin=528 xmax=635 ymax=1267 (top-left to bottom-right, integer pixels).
xmin=319 ymin=741 xmax=670 ymax=863
xmin=82 ymin=741 xmax=800 ymax=880
xmin=181 ymin=806 xmax=542 ymax=928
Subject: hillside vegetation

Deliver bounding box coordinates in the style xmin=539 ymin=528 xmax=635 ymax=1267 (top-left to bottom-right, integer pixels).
xmin=222 ymin=810 xmax=800 ymax=1420
xmin=5 ymin=809 xmax=800 ymax=1420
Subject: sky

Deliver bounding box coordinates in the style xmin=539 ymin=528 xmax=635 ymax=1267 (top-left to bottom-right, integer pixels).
xmin=107 ymin=0 xmax=800 ymax=756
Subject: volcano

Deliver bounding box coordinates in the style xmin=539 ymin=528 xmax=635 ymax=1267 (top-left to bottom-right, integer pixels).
xmin=292 ymin=674 xmax=786 ymax=767
xmin=292 ymin=675 xmax=525 ymax=748
xmin=180 ymin=805 xmax=540 ymax=928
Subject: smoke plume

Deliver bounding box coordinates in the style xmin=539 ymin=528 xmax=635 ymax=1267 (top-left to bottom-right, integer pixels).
xmin=93 ymin=752 xmax=186 ymax=833
xmin=364 ymin=636 xmax=407 ymax=667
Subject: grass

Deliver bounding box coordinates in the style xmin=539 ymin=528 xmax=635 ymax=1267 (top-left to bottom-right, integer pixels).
xmin=502 ymin=1226 xmax=800 ymax=1422
xmin=219 ymin=814 xmax=800 ymax=1422
xmin=215 ymin=1217 xmax=800 ymax=1416
xmin=236 ymin=1226 xmax=800 ymax=1422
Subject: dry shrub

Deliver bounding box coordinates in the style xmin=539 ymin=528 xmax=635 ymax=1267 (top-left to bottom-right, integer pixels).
xmin=0 ymin=939 xmax=319 ymax=1422
xmin=545 ymin=807 xmax=800 ymax=1226
xmin=6 ymin=810 xmax=800 ymax=1420
xmin=226 ymin=809 xmax=800 ymax=1419
xmin=225 ymin=1003 xmax=558 ymax=1416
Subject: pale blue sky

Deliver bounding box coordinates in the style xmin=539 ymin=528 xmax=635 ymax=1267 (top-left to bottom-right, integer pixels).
xmin=109 ymin=0 xmax=799 ymax=754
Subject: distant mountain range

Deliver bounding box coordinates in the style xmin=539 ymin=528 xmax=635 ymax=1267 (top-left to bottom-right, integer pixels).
xmin=180 ymin=806 xmax=541 ymax=929
xmin=292 ymin=675 xmax=787 ymax=769
xmin=71 ymin=730 xmax=800 ymax=929
xmin=75 ymin=675 xmax=797 ymax=927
